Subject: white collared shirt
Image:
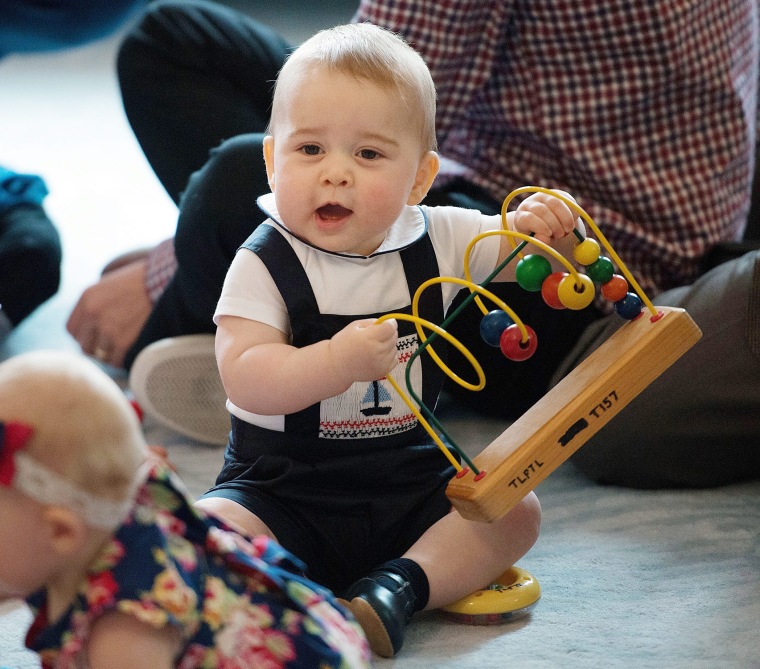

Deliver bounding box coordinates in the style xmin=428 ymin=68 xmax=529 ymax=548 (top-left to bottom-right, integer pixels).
xmin=215 ymin=193 xmax=503 ymax=335
xmin=214 ymin=194 xmax=503 ymax=429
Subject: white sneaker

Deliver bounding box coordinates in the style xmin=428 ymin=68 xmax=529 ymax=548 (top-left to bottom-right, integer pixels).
xmin=129 ymin=335 xmax=230 ymax=445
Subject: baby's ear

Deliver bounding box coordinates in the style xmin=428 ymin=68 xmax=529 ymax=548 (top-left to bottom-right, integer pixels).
xmin=43 ymin=506 xmax=87 ymax=555
xmin=263 ymin=135 xmax=276 ymax=191
xmin=407 ymin=151 xmax=440 ymax=206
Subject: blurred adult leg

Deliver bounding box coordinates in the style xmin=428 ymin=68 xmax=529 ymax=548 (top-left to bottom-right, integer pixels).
xmin=0 ymin=0 xmax=147 ymax=56
xmin=124 ymin=133 xmax=269 ymax=367
xmin=2 ymin=0 xmax=148 ymax=328
xmin=0 ymin=170 xmax=60 ymax=327
xmin=563 ymin=250 xmax=760 ymax=488
xmin=117 ymin=0 xmax=292 ymax=203
xmin=115 ymin=0 xmax=292 ymax=365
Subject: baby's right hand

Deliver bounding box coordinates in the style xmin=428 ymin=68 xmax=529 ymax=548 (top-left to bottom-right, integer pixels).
xmin=329 ymin=318 xmax=398 ymax=385
xmin=513 ymin=190 xmax=579 ymax=246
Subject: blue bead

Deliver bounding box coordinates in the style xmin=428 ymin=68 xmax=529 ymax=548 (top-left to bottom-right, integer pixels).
xmin=480 ymin=309 xmax=514 ymax=347
xmin=614 ymin=293 xmax=643 ymax=320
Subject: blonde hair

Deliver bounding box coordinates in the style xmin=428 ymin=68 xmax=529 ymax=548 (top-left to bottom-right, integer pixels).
xmin=270 ymin=23 xmax=438 ymax=151
xmin=0 ymin=351 xmax=147 ymax=502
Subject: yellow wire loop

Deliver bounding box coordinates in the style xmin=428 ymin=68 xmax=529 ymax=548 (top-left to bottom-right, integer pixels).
xmin=368 ymin=186 xmax=660 ymax=473
xmin=463 ymin=229 xmax=586 ymax=317
xmin=376 ymin=276 xmax=528 ymax=472
xmin=501 ymin=186 xmax=658 ymax=317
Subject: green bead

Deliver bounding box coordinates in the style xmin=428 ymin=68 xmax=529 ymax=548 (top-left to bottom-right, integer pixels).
xmin=586 ymin=256 xmax=615 ymax=284
xmin=515 ymin=254 xmax=552 ymax=292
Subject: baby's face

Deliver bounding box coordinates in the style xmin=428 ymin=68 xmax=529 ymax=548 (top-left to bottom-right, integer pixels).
xmin=264 ymin=66 xmax=437 ymax=256
xmin=0 ymin=488 xmax=55 ymax=600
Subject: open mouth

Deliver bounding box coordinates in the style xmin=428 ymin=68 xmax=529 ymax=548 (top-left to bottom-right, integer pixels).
xmin=316 ymin=203 xmax=352 ymax=221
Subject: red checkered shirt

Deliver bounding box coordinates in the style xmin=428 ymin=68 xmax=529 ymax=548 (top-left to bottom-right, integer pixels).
xmin=355 ymin=0 xmax=759 ymax=295
xmin=145 ymin=237 xmax=176 ymax=304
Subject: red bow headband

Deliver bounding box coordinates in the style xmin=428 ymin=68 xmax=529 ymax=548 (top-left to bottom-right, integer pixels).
xmin=0 ymin=419 xmax=146 ymax=529
xmin=0 ymin=420 xmax=34 ymax=486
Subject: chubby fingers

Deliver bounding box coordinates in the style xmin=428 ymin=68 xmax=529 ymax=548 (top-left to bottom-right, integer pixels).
xmin=361 ymin=318 xmax=398 ymax=379
xmin=515 ymin=192 xmax=578 ymax=245
xmin=367 ymin=318 xmax=399 ymax=372
xmin=332 ymin=318 xmax=399 ymax=383
xmin=369 ymin=317 xmax=398 ymax=342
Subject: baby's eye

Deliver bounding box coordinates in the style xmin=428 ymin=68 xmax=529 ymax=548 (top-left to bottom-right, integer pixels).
xmin=300 ymin=144 xmax=321 ymax=156
xmin=358 ymin=148 xmax=381 ymax=160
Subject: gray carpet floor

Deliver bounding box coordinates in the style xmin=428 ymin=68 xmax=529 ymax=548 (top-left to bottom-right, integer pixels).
xmin=1 ymin=4 xmax=759 ymax=667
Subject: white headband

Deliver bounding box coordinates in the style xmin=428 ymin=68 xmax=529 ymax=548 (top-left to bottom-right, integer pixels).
xmin=12 ymin=452 xmax=148 ymax=530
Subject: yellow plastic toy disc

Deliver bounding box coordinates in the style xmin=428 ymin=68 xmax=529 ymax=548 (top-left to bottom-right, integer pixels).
xmin=440 ymin=566 xmax=541 ymax=625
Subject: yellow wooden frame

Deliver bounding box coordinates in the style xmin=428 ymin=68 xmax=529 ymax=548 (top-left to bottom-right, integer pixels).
xmin=446 ymin=306 xmax=702 ymax=522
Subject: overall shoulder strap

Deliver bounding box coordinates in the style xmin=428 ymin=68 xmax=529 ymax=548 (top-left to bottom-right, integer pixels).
xmin=399 ymin=231 xmax=444 ymax=329
xmin=243 ymin=225 xmax=319 ymax=324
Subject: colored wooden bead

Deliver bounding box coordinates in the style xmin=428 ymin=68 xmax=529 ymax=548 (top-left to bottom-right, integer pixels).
xmin=515 ymin=254 xmax=552 ymax=292
xmin=573 ymin=238 xmax=601 ymax=265
xmin=480 ymin=309 xmax=514 ymax=347
xmin=499 ymin=324 xmax=538 ymax=361
xmin=585 ymin=256 xmax=615 ymax=284
xmin=614 ymin=292 xmax=644 ymax=319
xmin=541 ymin=272 xmax=568 ymax=310
xmin=557 ymin=273 xmax=595 ymax=310
xmin=601 ymin=274 xmax=629 ymax=302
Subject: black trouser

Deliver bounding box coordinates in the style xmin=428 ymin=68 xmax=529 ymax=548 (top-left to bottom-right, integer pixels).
xmin=118 ymin=0 xmax=291 ymax=365
xmin=1 ymin=0 xmax=154 ymax=326
xmin=0 ymin=203 xmax=61 ymax=325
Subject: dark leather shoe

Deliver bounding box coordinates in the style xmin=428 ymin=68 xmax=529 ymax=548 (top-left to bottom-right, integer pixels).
xmin=340 ymin=571 xmax=416 ymax=658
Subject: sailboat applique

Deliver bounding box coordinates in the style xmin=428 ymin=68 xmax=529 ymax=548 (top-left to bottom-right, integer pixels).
xmin=360 ymin=380 xmax=393 ymax=416
xmin=319 ymin=333 xmax=421 ymax=438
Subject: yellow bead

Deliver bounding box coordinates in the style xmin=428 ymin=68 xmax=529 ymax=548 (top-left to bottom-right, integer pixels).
xmin=573 ymin=238 xmax=601 ymax=266
xmin=557 ymin=273 xmax=595 ymax=310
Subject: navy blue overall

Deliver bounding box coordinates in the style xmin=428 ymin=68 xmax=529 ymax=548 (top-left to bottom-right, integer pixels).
xmin=204 ymin=223 xmax=459 ymax=593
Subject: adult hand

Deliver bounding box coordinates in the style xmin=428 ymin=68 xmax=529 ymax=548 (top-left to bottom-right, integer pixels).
xmin=66 ymin=260 xmax=152 ymax=368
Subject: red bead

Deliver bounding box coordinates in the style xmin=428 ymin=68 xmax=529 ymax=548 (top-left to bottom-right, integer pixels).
xmin=480 ymin=309 xmax=514 ymax=347
xmin=499 ymin=324 xmax=538 ymax=361
xmin=601 ymin=274 xmax=629 ymax=302
xmin=541 ymin=272 xmax=568 ymax=309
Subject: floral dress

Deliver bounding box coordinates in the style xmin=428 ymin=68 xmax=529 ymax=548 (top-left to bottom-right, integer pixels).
xmin=24 ymin=463 xmax=370 ymax=668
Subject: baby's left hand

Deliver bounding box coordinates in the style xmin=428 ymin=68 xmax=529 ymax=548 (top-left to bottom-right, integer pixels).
xmin=513 ymin=190 xmax=578 ymax=246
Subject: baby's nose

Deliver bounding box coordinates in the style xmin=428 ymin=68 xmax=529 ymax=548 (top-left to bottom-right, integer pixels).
xmin=322 ymin=156 xmax=352 ymax=186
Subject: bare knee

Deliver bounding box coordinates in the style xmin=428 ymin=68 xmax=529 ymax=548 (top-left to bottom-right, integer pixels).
xmin=500 ymin=491 xmax=542 ymax=556
xmin=194 ymin=496 xmax=276 ymax=541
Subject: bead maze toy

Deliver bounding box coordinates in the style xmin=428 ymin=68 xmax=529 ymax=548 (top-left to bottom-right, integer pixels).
xmin=379 ymin=186 xmax=702 ymax=523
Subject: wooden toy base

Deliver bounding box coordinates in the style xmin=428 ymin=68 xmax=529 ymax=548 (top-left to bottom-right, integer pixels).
xmin=446 ymin=306 xmax=702 ymax=522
